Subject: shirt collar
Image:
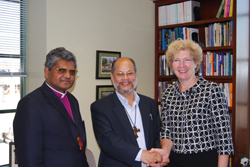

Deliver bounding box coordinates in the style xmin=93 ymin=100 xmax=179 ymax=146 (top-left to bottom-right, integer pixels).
xmin=174 ymin=76 xmax=203 ymax=96
xmin=45 ymin=82 xmax=67 ymax=98
xmin=115 ymin=90 xmax=140 ymax=106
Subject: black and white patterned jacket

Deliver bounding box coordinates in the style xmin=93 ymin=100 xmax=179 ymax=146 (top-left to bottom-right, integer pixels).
xmin=160 ymin=76 xmax=234 ymax=155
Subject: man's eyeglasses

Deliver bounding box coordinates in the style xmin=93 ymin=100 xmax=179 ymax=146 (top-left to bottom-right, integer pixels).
xmin=172 ymin=58 xmax=194 ymax=64
xmin=54 ymin=68 xmax=78 ymax=76
xmin=115 ymin=72 xmax=135 ymax=78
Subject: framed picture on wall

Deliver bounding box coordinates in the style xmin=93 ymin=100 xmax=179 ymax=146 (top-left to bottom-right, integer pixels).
xmin=96 ymin=85 xmax=115 ymax=100
xmin=96 ymin=50 xmax=121 ymax=79
xmin=9 ymin=142 xmax=18 ymax=167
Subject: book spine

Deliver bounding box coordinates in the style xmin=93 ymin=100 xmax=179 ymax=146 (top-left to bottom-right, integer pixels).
xmin=159 ymin=30 xmax=161 ymax=50
xmin=221 ymin=53 xmax=224 ymax=76
xmin=231 ymin=53 xmax=233 ymax=76
xmin=217 ymin=53 xmax=220 ymax=76
xmin=224 ymin=0 xmax=229 ymax=17
xmin=162 ymin=29 xmax=167 ymax=50
xmin=163 ymin=54 xmax=166 ymax=76
xmin=229 ymin=83 xmax=233 ymax=107
xmin=214 ymin=53 xmax=217 ymax=76
xmin=229 ymin=0 xmax=233 ymax=17
xmin=216 ymin=0 xmax=225 ymax=18
xmin=203 ymin=52 xmax=207 ymax=76
xmin=205 ymin=27 xmax=209 ymax=47
xmin=226 ymin=0 xmax=231 ymax=17
xmin=159 ymin=55 xmax=162 ymax=76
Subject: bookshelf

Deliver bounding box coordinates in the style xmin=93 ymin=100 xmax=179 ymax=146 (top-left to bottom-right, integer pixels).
xmin=153 ymin=0 xmax=239 ymax=166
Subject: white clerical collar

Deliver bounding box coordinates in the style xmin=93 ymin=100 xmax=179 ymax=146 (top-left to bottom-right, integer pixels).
xmin=45 ymin=82 xmax=67 ymax=98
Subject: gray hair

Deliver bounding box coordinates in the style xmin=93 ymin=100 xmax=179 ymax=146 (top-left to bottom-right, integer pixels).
xmin=44 ymin=47 xmax=77 ymax=70
xmin=111 ymin=57 xmax=137 ymax=73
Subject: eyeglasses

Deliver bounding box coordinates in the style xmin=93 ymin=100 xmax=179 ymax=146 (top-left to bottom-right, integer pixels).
xmin=115 ymin=72 xmax=135 ymax=78
xmin=54 ymin=68 xmax=78 ymax=76
xmin=172 ymin=58 xmax=194 ymax=64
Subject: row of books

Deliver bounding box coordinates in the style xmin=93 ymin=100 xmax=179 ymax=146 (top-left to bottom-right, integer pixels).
xmin=158 ymin=80 xmax=177 ymax=101
xmin=205 ymin=21 xmax=233 ymax=47
xmin=159 ymin=54 xmax=173 ymax=76
xmin=159 ymin=51 xmax=233 ymax=77
xmin=158 ymin=1 xmax=200 ymax=26
xmin=216 ymin=0 xmax=234 ymax=18
xmin=158 ymin=81 xmax=232 ymax=107
xmin=201 ymin=52 xmax=233 ymax=76
xmin=219 ymin=83 xmax=233 ymax=107
xmin=159 ymin=27 xmax=199 ymax=50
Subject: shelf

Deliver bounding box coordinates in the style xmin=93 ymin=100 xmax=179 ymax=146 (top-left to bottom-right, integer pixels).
xmin=157 ymin=46 xmax=233 ymax=54
xmin=157 ymin=17 xmax=233 ymax=29
xmin=158 ymin=75 xmax=233 ymax=83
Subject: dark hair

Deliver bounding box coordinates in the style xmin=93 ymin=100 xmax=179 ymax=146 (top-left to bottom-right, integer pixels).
xmin=111 ymin=57 xmax=137 ymax=73
xmin=44 ymin=47 xmax=77 ymax=70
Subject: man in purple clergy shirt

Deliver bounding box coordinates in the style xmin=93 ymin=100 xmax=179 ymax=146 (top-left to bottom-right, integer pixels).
xmin=13 ymin=47 xmax=89 ymax=167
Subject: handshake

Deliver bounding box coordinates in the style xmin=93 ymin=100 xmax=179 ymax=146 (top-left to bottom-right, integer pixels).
xmin=141 ymin=148 xmax=170 ymax=167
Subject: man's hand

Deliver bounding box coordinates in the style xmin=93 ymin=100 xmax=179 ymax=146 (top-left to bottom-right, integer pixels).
xmin=149 ymin=148 xmax=170 ymax=166
xmin=141 ymin=150 xmax=162 ymax=166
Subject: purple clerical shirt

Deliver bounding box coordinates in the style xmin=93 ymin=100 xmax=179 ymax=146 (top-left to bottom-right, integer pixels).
xmin=45 ymin=83 xmax=74 ymax=121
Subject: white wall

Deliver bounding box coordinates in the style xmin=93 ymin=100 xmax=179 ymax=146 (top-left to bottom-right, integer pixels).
xmin=26 ymin=0 xmax=155 ymax=162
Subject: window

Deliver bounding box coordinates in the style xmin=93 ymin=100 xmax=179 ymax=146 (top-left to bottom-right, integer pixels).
xmin=0 ymin=0 xmax=26 ymax=166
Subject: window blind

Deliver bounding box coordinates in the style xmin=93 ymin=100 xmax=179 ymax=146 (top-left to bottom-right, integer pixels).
xmin=0 ymin=0 xmax=26 ymax=77
xmin=0 ymin=0 xmax=26 ymax=111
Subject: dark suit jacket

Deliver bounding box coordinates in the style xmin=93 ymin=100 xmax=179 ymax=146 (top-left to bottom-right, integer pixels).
xmin=13 ymin=82 xmax=89 ymax=167
xmin=91 ymin=92 xmax=161 ymax=167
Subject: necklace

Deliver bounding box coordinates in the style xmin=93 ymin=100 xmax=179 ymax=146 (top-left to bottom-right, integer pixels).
xmin=124 ymin=105 xmax=140 ymax=139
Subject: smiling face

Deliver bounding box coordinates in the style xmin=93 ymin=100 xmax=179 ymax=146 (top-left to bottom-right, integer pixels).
xmin=111 ymin=58 xmax=137 ymax=96
xmin=172 ymin=49 xmax=197 ymax=84
xmin=44 ymin=59 xmax=76 ymax=93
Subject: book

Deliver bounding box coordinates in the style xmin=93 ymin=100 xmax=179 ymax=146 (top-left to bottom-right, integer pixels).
xmin=229 ymin=0 xmax=233 ymax=17
xmin=158 ymin=30 xmax=161 ymax=50
xmin=177 ymin=2 xmax=184 ymax=23
xmin=230 ymin=20 xmax=233 ymax=45
xmin=216 ymin=0 xmax=225 ymax=18
xmin=214 ymin=23 xmax=218 ymax=46
xmin=230 ymin=53 xmax=233 ymax=76
xmin=205 ymin=27 xmax=209 ymax=47
xmin=224 ymin=0 xmax=229 ymax=17
xmin=158 ymin=5 xmax=166 ymax=26
xmin=184 ymin=1 xmax=189 ymax=23
xmin=214 ymin=53 xmax=217 ymax=76
xmin=220 ymin=53 xmax=224 ymax=76
xmin=162 ymin=29 xmax=167 ymax=50
xmin=203 ymin=52 xmax=207 ymax=76
xmin=191 ymin=1 xmax=200 ymax=22
xmin=229 ymin=83 xmax=233 ymax=107
xmin=159 ymin=56 xmax=162 ymax=76
xmin=166 ymin=5 xmax=170 ymax=25
xmin=190 ymin=28 xmax=199 ymax=43
xmin=226 ymin=0 xmax=231 ymax=17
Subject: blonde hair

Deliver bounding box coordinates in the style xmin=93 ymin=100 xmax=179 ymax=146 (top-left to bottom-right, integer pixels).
xmin=166 ymin=39 xmax=202 ymax=73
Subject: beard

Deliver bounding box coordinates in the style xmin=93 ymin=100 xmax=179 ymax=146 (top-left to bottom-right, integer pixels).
xmin=113 ymin=78 xmax=137 ymax=94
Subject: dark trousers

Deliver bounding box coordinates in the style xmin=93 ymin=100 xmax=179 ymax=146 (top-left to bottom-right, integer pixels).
xmin=167 ymin=149 xmax=218 ymax=167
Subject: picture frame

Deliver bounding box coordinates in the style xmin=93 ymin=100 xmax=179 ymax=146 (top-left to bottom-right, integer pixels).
xmin=96 ymin=85 xmax=115 ymax=100
xmin=96 ymin=50 xmax=121 ymax=79
xmin=9 ymin=142 xmax=18 ymax=167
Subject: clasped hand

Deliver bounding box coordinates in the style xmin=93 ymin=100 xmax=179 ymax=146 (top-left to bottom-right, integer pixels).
xmin=146 ymin=148 xmax=170 ymax=167
xmin=141 ymin=150 xmax=162 ymax=167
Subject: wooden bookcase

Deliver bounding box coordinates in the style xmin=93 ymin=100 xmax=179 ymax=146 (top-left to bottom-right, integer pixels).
xmin=153 ymin=0 xmax=239 ymax=166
